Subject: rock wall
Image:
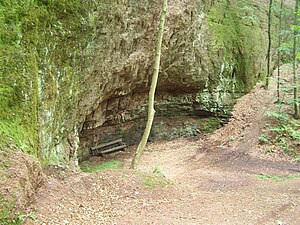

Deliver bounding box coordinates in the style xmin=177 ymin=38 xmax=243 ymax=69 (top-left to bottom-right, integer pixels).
xmin=75 ymin=0 xmax=269 ymax=161
xmin=0 ymin=0 xmax=270 ymax=165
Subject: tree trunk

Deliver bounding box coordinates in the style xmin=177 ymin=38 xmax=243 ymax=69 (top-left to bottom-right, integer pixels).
xmin=277 ymin=0 xmax=284 ymax=102
xmin=131 ymin=0 xmax=168 ymax=169
xmin=293 ymin=0 xmax=299 ymax=119
xmin=265 ymin=0 xmax=273 ymax=90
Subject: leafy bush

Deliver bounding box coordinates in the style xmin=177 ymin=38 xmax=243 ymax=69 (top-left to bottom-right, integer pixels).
xmin=265 ymin=111 xmax=300 ymax=158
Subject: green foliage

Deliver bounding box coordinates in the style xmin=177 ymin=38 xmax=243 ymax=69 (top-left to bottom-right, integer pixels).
xmin=275 ymin=0 xmax=296 ymax=65
xmin=80 ymin=161 xmax=121 ymax=173
xmin=258 ymin=134 xmax=270 ymax=143
xmin=15 ymin=212 xmax=39 ymax=224
xmin=266 ymin=111 xmax=290 ymax=120
xmin=265 ymin=111 xmax=300 ymax=158
xmin=0 ymin=211 xmax=38 ymax=225
xmin=143 ymin=174 xmax=170 ymax=189
xmin=257 ymin=173 xmax=300 ymax=182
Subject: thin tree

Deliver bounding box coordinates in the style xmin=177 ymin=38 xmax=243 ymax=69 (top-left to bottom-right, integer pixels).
xmin=277 ymin=0 xmax=284 ymax=102
xmin=292 ymin=0 xmax=299 ymax=119
xmin=131 ymin=0 xmax=168 ymax=169
xmin=265 ymin=0 xmax=273 ymax=90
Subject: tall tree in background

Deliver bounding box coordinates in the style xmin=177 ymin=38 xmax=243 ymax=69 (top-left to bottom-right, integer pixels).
xmin=277 ymin=0 xmax=284 ymax=102
xmin=131 ymin=0 xmax=168 ymax=169
xmin=292 ymin=0 xmax=299 ymax=119
xmin=265 ymin=0 xmax=273 ymax=89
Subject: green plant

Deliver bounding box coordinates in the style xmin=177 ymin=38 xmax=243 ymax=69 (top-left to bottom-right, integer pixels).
xmin=266 ymin=111 xmax=290 ymax=120
xmin=143 ymin=174 xmax=170 ymax=189
xmin=259 ymin=134 xmax=270 ymax=143
xmin=265 ymin=110 xmax=300 ymax=158
xmin=257 ymin=173 xmax=300 ymax=182
xmin=80 ymin=160 xmax=121 ymax=173
xmin=14 ymin=212 xmax=39 ymax=224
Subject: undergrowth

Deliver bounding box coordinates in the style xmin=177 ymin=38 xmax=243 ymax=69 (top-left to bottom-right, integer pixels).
xmin=0 ymin=210 xmax=39 ymax=225
xmin=260 ymin=109 xmax=300 ymax=160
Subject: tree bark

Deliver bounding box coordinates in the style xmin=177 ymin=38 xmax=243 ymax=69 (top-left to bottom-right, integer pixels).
xmin=265 ymin=0 xmax=273 ymax=90
xmin=277 ymin=0 xmax=284 ymax=102
xmin=293 ymin=0 xmax=299 ymax=119
xmin=131 ymin=0 xmax=168 ymax=169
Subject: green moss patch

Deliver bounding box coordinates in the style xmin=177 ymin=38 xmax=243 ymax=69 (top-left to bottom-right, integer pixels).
xmin=0 ymin=120 xmax=34 ymax=155
xmin=208 ymin=0 xmax=267 ymax=92
xmin=0 ymin=0 xmax=97 ymax=164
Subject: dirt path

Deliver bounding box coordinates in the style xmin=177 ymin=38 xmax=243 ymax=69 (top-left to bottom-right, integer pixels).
xmin=25 ymin=68 xmax=300 ymax=225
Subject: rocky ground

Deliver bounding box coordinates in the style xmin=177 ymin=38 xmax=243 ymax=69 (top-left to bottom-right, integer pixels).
xmin=23 ymin=66 xmax=300 ymax=225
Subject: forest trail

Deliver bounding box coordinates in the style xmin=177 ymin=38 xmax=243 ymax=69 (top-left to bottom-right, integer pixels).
xmin=25 ymin=67 xmax=300 ymax=225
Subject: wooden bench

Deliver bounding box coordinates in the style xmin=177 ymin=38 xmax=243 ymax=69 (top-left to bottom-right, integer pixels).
xmin=90 ymin=138 xmax=127 ymax=156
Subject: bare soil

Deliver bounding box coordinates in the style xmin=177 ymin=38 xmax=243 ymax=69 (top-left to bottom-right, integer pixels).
xmin=24 ymin=68 xmax=300 ymax=225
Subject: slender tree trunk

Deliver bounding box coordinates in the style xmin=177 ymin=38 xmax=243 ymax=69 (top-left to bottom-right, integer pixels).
xmin=293 ymin=0 xmax=299 ymax=119
xmin=131 ymin=0 xmax=168 ymax=169
xmin=277 ymin=0 xmax=284 ymax=102
xmin=265 ymin=0 xmax=273 ymax=90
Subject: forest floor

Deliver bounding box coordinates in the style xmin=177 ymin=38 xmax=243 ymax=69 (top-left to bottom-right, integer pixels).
xmin=24 ymin=66 xmax=300 ymax=225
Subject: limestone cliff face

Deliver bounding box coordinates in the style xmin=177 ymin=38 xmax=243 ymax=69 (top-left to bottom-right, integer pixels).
xmin=36 ymin=0 xmax=268 ymax=164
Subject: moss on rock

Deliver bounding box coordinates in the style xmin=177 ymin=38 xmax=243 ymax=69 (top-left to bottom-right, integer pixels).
xmin=208 ymin=0 xmax=268 ymax=93
xmin=0 ymin=0 xmax=271 ymax=165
